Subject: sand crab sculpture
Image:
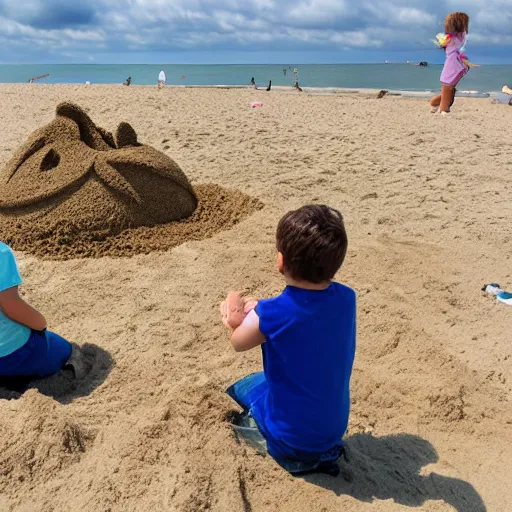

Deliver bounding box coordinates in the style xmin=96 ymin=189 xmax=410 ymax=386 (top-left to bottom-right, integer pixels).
xmin=0 ymin=103 xmax=197 ymax=242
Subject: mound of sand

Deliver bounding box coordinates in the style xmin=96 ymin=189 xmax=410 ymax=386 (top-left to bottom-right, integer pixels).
xmin=0 ymin=103 xmax=263 ymax=259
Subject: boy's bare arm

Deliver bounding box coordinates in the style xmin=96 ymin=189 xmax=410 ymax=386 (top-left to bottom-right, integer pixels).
xmin=230 ymin=310 xmax=266 ymax=352
xmin=0 ymin=286 xmax=47 ymax=331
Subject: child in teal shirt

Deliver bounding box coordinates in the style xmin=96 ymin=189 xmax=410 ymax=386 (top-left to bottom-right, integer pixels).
xmin=0 ymin=242 xmax=72 ymax=377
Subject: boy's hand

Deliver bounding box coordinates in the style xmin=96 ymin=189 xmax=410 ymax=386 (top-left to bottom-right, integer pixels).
xmin=220 ymin=291 xmax=258 ymax=331
xmin=244 ymin=298 xmax=258 ymax=314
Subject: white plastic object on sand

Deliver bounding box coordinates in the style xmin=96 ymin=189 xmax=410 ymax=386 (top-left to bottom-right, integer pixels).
xmin=482 ymin=283 xmax=512 ymax=305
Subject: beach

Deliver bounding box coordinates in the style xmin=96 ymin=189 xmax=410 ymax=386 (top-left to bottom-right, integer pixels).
xmin=0 ymin=84 xmax=511 ymax=511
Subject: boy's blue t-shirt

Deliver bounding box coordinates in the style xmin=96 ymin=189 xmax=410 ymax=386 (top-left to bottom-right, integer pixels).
xmin=0 ymin=242 xmax=31 ymax=357
xmin=253 ymin=282 xmax=356 ymax=455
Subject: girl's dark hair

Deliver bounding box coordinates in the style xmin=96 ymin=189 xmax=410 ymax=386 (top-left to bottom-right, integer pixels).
xmin=445 ymin=12 xmax=469 ymax=34
xmin=276 ymin=205 xmax=348 ymax=283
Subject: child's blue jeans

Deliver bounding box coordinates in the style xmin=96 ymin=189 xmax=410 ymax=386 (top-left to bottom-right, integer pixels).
xmin=0 ymin=329 xmax=72 ymax=377
xmin=227 ymin=372 xmax=344 ymax=475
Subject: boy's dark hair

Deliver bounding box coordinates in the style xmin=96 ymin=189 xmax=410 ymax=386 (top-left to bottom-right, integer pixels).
xmin=276 ymin=205 xmax=348 ymax=283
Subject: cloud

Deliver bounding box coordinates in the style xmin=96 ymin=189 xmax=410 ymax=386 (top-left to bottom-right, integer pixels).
xmin=0 ymin=0 xmax=510 ymax=62
xmin=0 ymin=0 xmax=96 ymax=29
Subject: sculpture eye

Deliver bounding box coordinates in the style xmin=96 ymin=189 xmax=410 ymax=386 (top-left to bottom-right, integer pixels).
xmin=40 ymin=149 xmax=60 ymax=172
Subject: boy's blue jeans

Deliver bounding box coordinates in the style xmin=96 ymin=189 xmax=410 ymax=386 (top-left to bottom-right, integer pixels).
xmin=0 ymin=329 xmax=72 ymax=377
xmin=226 ymin=372 xmax=344 ymax=475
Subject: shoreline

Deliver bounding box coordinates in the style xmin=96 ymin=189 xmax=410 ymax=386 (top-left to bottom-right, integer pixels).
xmin=2 ymin=62 xmax=510 ymax=97
xmin=0 ymin=82 xmax=496 ymax=98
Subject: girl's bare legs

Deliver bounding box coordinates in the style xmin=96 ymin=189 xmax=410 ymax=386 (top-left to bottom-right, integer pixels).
xmin=429 ymin=93 xmax=442 ymax=111
xmin=430 ymin=78 xmax=461 ymax=113
xmin=439 ymin=85 xmax=455 ymax=113
xmin=450 ymin=87 xmax=457 ymax=108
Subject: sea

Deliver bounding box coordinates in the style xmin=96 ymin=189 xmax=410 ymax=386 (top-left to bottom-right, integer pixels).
xmin=0 ymin=64 xmax=510 ymax=94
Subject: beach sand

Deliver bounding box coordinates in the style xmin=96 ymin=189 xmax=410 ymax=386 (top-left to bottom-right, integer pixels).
xmin=0 ymin=84 xmax=511 ymax=512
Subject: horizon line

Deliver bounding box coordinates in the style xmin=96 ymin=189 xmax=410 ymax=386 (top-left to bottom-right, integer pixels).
xmin=0 ymin=62 xmax=454 ymax=66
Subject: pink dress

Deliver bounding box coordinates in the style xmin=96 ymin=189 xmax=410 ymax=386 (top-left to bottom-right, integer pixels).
xmin=440 ymin=33 xmax=468 ymax=87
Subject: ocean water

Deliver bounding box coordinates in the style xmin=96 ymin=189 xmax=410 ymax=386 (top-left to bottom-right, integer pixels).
xmin=0 ymin=64 xmax=510 ymax=93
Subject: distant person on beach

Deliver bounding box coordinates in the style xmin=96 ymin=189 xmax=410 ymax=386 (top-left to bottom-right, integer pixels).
xmin=293 ymin=68 xmax=303 ymax=92
xmin=123 ymin=76 xmax=132 ymax=86
xmin=266 ymin=80 xmax=272 ymax=91
xmin=220 ymin=205 xmax=356 ymax=475
xmin=250 ymin=77 xmax=256 ymax=88
xmin=429 ymin=12 xmax=479 ymax=114
xmin=158 ymin=70 xmax=166 ymax=88
xmin=493 ymin=85 xmax=512 ymax=106
xmin=0 ymin=242 xmax=78 ymax=379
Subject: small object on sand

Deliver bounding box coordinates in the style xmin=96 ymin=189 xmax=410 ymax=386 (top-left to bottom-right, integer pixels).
xmin=85 ymin=81 xmax=91 ymax=86
xmin=377 ymin=90 xmax=388 ymax=99
xmin=28 ymin=73 xmax=50 ymax=84
xmin=492 ymin=93 xmax=512 ymax=106
xmin=482 ymin=283 xmax=512 ymax=305
xmin=251 ymin=101 xmax=263 ymax=108
xmin=63 ymin=345 xmax=91 ymax=379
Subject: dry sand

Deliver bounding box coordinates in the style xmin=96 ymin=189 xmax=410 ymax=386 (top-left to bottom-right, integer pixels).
xmin=0 ymin=84 xmax=511 ymax=512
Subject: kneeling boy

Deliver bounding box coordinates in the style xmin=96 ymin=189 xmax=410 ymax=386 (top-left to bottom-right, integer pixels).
xmin=221 ymin=205 xmax=356 ymax=475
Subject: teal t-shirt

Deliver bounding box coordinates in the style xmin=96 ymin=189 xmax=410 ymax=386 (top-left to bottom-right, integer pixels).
xmin=0 ymin=242 xmax=31 ymax=357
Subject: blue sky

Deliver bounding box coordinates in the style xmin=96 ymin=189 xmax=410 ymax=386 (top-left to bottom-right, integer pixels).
xmin=0 ymin=0 xmax=510 ymax=64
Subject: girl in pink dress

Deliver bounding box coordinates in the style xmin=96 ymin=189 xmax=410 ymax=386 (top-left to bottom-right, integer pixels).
xmin=429 ymin=12 xmax=478 ymax=114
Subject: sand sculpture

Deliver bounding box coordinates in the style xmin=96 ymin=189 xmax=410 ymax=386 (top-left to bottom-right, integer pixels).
xmin=0 ymin=102 xmax=197 ymax=232
xmin=0 ymin=103 xmax=262 ymax=259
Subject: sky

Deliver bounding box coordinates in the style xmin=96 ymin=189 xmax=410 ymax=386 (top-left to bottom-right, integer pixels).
xmin=0 ymin=0 xmax=510 ymax=64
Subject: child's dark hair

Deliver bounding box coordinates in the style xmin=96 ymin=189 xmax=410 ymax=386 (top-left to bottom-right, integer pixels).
xmin=445 ymin=12 xmax=469 ymax=34
xmin=276 ymin=205 xmax=348 ymax=283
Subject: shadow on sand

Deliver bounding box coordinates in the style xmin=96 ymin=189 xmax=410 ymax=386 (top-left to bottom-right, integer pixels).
xmin=304 ymin=433 xmax=486 ymax=512
xmin=0 ymin=343 xmax=113 ymax=404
